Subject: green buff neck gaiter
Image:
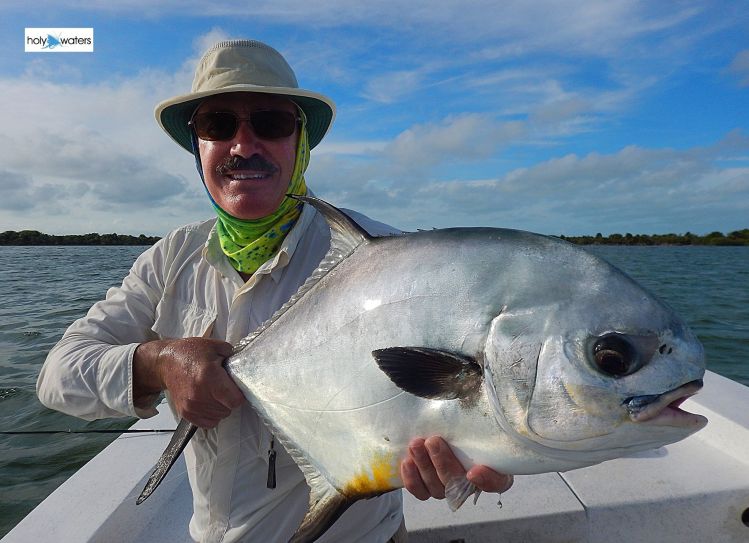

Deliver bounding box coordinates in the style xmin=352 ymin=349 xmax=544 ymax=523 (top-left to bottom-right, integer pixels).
xmin=214 ymin=118 xmax=310 ymax=275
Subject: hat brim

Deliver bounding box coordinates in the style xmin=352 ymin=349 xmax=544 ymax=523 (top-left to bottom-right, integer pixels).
xmin=155 ymin=84 xmax=336 ymax=153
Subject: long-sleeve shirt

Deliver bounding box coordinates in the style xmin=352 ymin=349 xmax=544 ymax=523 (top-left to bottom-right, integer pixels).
xmin=37 ymin=202 xmax=404 ymax=542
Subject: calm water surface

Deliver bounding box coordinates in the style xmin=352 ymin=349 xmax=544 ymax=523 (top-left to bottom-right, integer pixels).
xmin=0 ymin=244 xmax=747 ymax=536
xmin=0 ymin=246 xmax=145 ymax=537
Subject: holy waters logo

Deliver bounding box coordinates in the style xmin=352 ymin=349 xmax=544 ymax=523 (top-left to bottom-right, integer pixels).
xmin=25 ymin=28 xmax=94 ymax=52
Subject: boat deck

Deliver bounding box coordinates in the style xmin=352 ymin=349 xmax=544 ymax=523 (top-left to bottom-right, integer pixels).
xmin=3 ymin=370 xmax=749 ymax=542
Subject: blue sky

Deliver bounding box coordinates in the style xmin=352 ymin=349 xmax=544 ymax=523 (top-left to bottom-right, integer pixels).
xmin=0 ymin=1 xmax=747 ymax=236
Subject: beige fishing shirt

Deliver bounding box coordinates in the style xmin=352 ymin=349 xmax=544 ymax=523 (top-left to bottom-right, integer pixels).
xmin=37 ymin=202 xmax=404 ymax=543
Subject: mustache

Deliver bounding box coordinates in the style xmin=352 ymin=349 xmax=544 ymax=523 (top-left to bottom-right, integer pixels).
xmin=216 ymin=155 xmax=279 ymax=175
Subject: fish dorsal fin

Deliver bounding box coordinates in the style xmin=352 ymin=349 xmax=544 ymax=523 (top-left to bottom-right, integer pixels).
xmin=372 ymin=347 xmax=483 ymax=400
xmin=289 ymin=194 xmax=372 ymax=255
xmin=233 ymin=196 xmax=373 ymax=354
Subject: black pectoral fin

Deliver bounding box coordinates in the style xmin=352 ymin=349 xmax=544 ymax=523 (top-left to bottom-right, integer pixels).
xmin=136 ymin=419 xmax=197 ymax=505
xmin=372 ymin=347 xmax=483 ymax=400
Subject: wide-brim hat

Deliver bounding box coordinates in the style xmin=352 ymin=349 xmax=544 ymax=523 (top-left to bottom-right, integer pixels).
xmin=155 ymin=39 xmax=336 ymax=153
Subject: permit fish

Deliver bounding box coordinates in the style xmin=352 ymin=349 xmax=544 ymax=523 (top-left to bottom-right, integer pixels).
xmin=138 ymin=196 xmax=707 ymax=542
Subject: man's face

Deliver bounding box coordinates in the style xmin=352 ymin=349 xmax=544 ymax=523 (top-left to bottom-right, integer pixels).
xmin=196 ymin=92 xmax=298 ymax=220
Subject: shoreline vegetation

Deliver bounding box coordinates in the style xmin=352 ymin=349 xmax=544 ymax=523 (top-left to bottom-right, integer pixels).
xmin=559 ymin=229 xmax=749 ymax=246
xmin=0 ymin=231 xmax=161 ymax=246
xmin=1 ymin=229 xmax=748 ymax=246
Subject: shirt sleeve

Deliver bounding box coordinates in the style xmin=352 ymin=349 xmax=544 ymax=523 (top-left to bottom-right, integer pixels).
xmin=36 ymin=240 xmax=168 ymax=421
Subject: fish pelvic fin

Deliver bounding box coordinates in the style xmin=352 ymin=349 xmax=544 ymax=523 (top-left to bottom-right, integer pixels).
xmin=372 ymin=347 xmax=483 ymax=400
xmin=136 ymin=418 xmax=196 ymax=505
xmin=289 ymin=195 xmax=372 ymax=255
xmin=445 ymin=475 xmax=481 ymax=511
xmin=289 ymin=469 xmax=353 ymax=543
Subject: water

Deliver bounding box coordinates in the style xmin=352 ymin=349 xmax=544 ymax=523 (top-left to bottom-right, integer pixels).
xmin=0 ymin=245 xmax=747 ymax=537
xmin=0 ymin=246 xmax=146 ymax=537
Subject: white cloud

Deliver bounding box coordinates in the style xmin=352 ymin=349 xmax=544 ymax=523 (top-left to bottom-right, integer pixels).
xmin=314 ymin=140 xmax=388 ymax=156
xmin=362 ymin=70 xmax=424 ymax=104
xmin=728 ymin=49 xmax=749 ymax=87
xmin=308 ymin=130 xmax=749 ymax=235
xmin=385 ymin=114 xmax=527 ymax=171
xmin=0 ymin=171 xmax=64 ymax=211
xmin=192 ymin=28 xmax=232 ymax=56
xmin=0 ymin=54 xmax=207 ymax=234
xmin=530 ymin=97 xmax=591 ymax=125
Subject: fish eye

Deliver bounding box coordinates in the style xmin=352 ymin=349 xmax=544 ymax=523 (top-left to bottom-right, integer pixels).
xmin=591 ymin=334 xmax=638 ymax=377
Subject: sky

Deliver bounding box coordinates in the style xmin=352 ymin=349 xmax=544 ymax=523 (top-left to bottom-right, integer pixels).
xmin=0 ymin=1 xmax=747 ymax=236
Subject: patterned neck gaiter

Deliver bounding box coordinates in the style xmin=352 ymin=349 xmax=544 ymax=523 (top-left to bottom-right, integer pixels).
xmin=193 ymin=111 xmax=311 ymax=275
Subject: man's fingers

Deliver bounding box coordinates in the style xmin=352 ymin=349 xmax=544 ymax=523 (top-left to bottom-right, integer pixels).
xmin=213 ymin=340 xmax=234 ymax=358
xmin=409 ymin=437 xmax=446 ymax=499
xmin=403 ymin=436 xmax=515 ymax=503
xmin=186 ymin=414 xmax=223 ymax=429
xmin=424 ymin=436 xmax=466 ymax=485
xmin=466 ymin=466 xmax=514 ymax=493
xmin=180 ymin=399 xmax=231 ymax=428
xmin=214 ymin=374 xmax=245 ymax=409
xmin=401 ymin=458 xmax=431 ymax=501
xmin=158 ymin=337 xmax=252 ymax=428
xmin=425 ymin=437 xmax=515 ymax=495
xmin=225 ymin=385 xmax=246 ymax=409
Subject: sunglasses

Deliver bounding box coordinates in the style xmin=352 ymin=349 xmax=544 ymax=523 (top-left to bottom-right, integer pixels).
xmin=189 ymin=110 xmax=300 ymax=141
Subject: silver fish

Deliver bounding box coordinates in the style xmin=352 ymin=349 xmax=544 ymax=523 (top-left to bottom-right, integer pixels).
xmin=138 ymin=196 xmax=707 ymax=542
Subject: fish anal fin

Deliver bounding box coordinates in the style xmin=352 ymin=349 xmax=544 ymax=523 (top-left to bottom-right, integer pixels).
xmin=372 ymin=347 xmax=483 ymax=400
xmin=289 ymin=476 xmax=353 ymax=543
xmin=136 ymin=419 xmax=196 ymax=504
xmin=289 ymin=450 xmax=399 ymax=542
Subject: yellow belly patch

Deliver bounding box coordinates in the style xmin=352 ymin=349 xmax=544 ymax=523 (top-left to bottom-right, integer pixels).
xmin=342 ymin=451 xmax=399 ymax=498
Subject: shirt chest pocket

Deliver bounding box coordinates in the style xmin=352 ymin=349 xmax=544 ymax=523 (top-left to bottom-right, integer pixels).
xmin=152 ymin=295 xmax=217 ymax=339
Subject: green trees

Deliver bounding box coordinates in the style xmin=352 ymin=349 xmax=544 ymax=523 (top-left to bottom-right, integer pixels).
xmin=2 ymin=229 xmax=747 ymax=246
xmin=0 ymin=231 xmax=160 ymax=245
xmin=559 ymin=229 xmax=749 ymax=245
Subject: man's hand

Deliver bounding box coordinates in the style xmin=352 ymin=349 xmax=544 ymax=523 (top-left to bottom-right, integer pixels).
xmin=133 ymin=337 xmax=245 ymax=428
xmin=401 ymin=436 xmax=514 ymax=501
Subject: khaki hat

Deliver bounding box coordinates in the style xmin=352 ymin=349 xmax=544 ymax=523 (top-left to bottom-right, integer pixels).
xmin=155 ymin=39 xmax=336 ymax=152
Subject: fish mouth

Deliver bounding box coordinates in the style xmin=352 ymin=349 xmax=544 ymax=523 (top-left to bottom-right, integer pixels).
xmin=624 ymin=379 xmax=707 ymax=428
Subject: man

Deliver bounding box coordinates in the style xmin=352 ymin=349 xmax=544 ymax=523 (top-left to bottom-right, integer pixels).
xmin=37 ymin=39 xmax=512 ymax=542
